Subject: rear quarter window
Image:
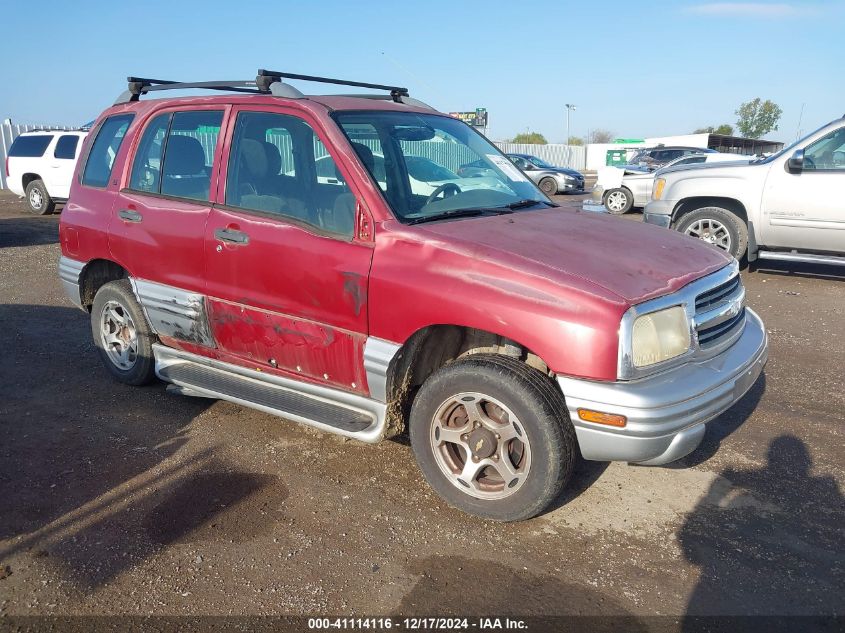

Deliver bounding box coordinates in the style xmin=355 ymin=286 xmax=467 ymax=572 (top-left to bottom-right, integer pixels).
xmin=81 ymin=114 xmax=134 ymax=188
xmin=9 ymin=135 xmax=53 ymax=157
xmin=54 ymin=135 xmax=80 ymax=159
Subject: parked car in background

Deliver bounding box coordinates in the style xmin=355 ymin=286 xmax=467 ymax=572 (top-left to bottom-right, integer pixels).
xmin=644 ymin=115 xmax=845 ymax=263
xmin=6 ymin=130 xmax=88 ymax=214
xmin=59 ymin=70 xmax=767 ymax=521
xmin=626 ymin=146 xmax=717 ymax=171
xmin=594 ymin=152 xmax=751 ymax=214
xmin=506 ymin=154 xmax=585 ymax=195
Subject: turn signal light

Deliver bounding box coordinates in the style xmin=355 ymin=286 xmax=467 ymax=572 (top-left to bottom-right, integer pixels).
xmin=577 ymin=409 xmax=627 ymax=427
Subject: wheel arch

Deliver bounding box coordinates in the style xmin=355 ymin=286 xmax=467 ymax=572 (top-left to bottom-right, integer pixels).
xmin=672 ymin=196 xmax=748 ymax=227
xmin=383 ymin=324 xmax=555 ymax=437
xmin=79 ymin=259 xmax=129 ymax=311
xmin=22 ymin=173 xmax=43 ymax=190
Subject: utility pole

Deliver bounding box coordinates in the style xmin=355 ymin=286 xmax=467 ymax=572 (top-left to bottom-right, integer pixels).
xmin=565 ymin=104 xmax=576 ymax=145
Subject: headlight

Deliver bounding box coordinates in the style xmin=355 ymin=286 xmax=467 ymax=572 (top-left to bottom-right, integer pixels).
xmin=653 ymin=178 xmax=666 ymax=200
xmin=631 ymin=306 xmax=690 ymax=367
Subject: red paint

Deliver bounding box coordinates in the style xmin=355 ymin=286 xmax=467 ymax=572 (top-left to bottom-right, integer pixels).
xmin=61 ymin=92 xmax=730 ymax=391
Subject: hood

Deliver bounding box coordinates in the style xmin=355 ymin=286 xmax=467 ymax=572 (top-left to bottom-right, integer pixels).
xmin=546 ymin=167 xmax=583 ymax=177
xmin=661 ymin=160 xmax=756 ymax=177
xmin=416 ymin=208 xmax=730 ymax=305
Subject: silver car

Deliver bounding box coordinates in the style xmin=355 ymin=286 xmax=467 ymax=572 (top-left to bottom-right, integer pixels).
xmin=507 ymin=154 xmax=585 ymax=195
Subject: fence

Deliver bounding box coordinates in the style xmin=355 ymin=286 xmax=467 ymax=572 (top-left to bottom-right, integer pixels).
xmin=0 ymin=120 xmax=80 ymax=189
xmin=493 ymin=143 xmax=586 ymax=170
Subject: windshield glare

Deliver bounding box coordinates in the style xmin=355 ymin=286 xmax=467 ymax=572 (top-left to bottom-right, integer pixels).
xmin=527 ymin=156 xmax=552 ymax=168
xmin=334 ymin=111 xmax=548 ymax=223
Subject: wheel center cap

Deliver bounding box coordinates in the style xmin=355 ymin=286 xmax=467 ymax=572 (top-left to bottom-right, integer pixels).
xmin=468 ymin=427 xmax=496 ymax=459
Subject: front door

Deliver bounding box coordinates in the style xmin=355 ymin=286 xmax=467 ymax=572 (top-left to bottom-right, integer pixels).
xmin=204 ymin=107 xmax=373 ymax=394
xmin=760 ymin=124 xmax=845 ymax=253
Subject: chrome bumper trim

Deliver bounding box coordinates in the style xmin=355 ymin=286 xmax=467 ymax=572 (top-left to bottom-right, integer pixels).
xmin=558 ymin=308 xmax=767 ymax=465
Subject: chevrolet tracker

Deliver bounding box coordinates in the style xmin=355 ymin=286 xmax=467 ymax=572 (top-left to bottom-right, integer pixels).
xmin=58 ymin=70 xmax=768 ymax=520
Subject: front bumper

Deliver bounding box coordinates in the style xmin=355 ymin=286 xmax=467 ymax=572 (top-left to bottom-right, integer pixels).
xmin=557 ymin=308 xmax=768 ymax=465
xmin=642 ymin=199 xmax=674 ymax=227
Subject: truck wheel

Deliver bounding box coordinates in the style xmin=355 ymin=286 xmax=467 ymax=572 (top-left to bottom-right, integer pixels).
xmin=409 ymin=354 xmax=576 ymax=521
xmin=91 ymin=280 xmax=156 ymax=385
xmin=676 ymin=207 xmax=748 ymax=260
xmin=538 ymin=177 xmax=558 ymax=195
xmin=603 ymin=187 xmax=633 ymax=214
xmin=25 ymin=180 xmax=55 ymax=215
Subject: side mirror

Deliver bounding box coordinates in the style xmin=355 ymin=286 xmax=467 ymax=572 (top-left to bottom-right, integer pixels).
xmin=787 ymin=149 xmax=805 ymax=172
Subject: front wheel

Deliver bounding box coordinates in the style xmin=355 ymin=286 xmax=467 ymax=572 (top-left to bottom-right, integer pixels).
xmin=603 ymin=187 xmax=633 ymax=214
xmin=90 ymin=279 xmax=157 ymax=385
xmin=409 ymin=354 xmax=576 ymax=521
xmin=538 ymin=177 xmax=558 ymax=195
xmin=675 ymin=206 xmax=748 ymax=260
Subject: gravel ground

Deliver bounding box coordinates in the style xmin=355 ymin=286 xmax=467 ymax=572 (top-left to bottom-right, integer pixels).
xmin=0 ymin=189 xmax=842 ymax=626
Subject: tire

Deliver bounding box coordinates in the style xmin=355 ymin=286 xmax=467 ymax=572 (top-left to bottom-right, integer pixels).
xmin=538 ymin=177 xmax=558 ymax=196
xmin=675 ymin=206 xmax=748 ymax=260
xmin=409 ymin=354 xmax=576 ymax=521
xmin=90 ymin=279 xmax=156 ymax=385
xmin=25 ymin=179 xmax=55 ymax=215
xmin=603 ymin=187 xmax=633 ymax=215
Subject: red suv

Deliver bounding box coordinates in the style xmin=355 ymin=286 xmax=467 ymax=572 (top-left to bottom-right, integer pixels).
xmin=58 ymin=70 xmax=767 ymax=520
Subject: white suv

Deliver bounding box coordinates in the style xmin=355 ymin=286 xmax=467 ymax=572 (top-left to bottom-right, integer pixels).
xmin=6 ymin=130 xmax=88 ymax=214
xmin=644 ymin=116 xmax=845 ymax=264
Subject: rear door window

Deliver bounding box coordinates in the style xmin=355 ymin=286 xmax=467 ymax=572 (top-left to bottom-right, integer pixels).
xmin=81 ymin=115 xmax=134 ymax=188
xmin=9 ymin=135 xmax=53 ymax=157
xmin=54 ymin=135 xmax=80 ymax=159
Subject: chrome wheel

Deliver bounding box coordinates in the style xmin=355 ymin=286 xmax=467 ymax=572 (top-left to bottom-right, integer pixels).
xmin=685 ymin=218 xmax=732 ymax=252
xmin=99 ymin=300 xmax=139 ymax=370
xmin=430 ymin=392 xmax=531 ymax=500
xmin=605 ymin=190 xmax=628 ymax=212
xmin=28 ymin=187 xmax=44 ymax=211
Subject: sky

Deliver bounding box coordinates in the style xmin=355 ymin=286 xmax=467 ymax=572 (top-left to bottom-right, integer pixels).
xmin=1 ymin=0 xmax=843 ymax=143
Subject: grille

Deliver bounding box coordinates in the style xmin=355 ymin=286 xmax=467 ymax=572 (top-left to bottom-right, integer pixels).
xmin=698 ymin=308 xmax=746 ymax=348
xmin=695 ymin=275 xmax=741 ymax=311
xmin=694 ymin=273 xmax=746 ymax=350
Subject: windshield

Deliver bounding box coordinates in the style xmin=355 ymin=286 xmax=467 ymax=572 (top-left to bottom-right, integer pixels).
xmin=752 ymin=121 xmax=834 ymax=165
xmin=527 ymin=156 xmax=553 ymax=168
xmin=334 ymin=111 xmax=548 ymax=223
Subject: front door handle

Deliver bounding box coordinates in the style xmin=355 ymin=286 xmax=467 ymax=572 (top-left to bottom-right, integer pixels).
xmin=214 ymin=227 xmax=250 ymax=245
xmin=118 ymin=208 xmax=142 ymax=222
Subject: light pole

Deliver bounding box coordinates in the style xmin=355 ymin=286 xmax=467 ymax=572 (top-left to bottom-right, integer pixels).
xmin=565 ymin=103 xmax=576 ymax=145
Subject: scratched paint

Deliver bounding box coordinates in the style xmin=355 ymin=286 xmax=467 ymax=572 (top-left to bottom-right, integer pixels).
xmin=206 ymin=299 xmax=366 ymax=392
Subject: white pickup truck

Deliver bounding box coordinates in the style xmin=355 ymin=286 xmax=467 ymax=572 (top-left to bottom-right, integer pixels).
xmin=6 ymin=130 xmax=88 ymax=214
xmin=643 ymin=115 xmax=845 ymax=264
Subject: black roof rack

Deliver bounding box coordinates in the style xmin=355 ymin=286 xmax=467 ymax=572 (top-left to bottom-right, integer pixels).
xmin=114 ymin=69 xmax=430 ymax=109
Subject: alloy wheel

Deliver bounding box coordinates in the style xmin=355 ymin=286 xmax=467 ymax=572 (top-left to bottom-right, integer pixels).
xmin=684 ymin=218 xmax=732 ymax=252
xmin=100 ymin=300 xmax=139 ymax=370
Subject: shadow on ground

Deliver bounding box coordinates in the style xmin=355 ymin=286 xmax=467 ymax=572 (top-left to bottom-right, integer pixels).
xmin=0 ymin=215 xmax=60 ymax=248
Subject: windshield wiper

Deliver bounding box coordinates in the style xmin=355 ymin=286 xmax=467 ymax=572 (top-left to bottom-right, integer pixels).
xmin=406 ymin=208 xmax=490 ymax=225
xmin=505 ymin=198 xmax=558 ymax=209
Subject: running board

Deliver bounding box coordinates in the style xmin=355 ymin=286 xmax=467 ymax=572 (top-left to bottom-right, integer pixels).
xmin=153 ymin=344 xmax=387 ymax=443
xmin=757 ymin=250 xmax=845 ymax=267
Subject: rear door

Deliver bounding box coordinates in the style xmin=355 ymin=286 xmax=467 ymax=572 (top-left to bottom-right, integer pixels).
xmin=108 ymin=107 xmax=227 ymax=350
xmin=204 ymin=106 xmax=374 ymax=394
xmin=47 ymin=134 xmax=82 ymax=198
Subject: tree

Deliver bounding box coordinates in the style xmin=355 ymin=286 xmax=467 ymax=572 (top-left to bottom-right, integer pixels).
xmin=567 ymin=136 xmax=584 ymax=146
xmin=693 ymin=124 xmax=734 ymax=135
xmin=735 ymin=99 xmax=782 ymax=139
xmin=512 ymin=132 xmax=547 ymax=144
xmin=589 ymin=129 xmax=615 ymax=144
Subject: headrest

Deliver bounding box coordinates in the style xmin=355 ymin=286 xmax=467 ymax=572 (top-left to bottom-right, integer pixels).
xmin=350 ymin=142 xmax=375 ymax=172
xmin=261 ymin=141 xmax=282 ymax=176
xmin=239 ymin=139 xmax=268 ymax=178
xmin=164 ymin=135 xmax=206 ymax=176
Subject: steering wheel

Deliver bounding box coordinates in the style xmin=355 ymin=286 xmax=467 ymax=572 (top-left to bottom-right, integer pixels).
xmin=425 ymin=182 xmax=461 ymax=206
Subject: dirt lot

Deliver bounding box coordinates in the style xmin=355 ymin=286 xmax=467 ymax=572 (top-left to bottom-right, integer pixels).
xmin=0 ymin=190 xmax=842 ymax=627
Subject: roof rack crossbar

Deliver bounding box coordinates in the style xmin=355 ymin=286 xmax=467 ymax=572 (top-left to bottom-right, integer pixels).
xmin=258 ymin=69 xmax=409 ymax=101
xmin=115 ymin=77 xmax=264 ymax=104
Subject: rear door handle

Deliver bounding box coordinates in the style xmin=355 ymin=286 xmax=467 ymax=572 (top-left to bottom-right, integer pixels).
xmin=214 ymin=227 xmax=250 ymax=245
xmin=118 ymin=208 xmax=142 ymax=222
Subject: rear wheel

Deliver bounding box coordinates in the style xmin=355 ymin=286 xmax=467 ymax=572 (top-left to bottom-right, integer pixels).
xmin=25 ymin=180 xmax=55 ymax=215
xmin=603 ymin=187 xmax=633 ymax=214
xmin=675 ymin=206 xmax=748 ymax=260
xmin=90 ymin=280 xmax=156 ymax=385
xmin=409 ymin=354 xmax=576 ymax=521
xmin=538 ymin=177 xmax=558 ymax=195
